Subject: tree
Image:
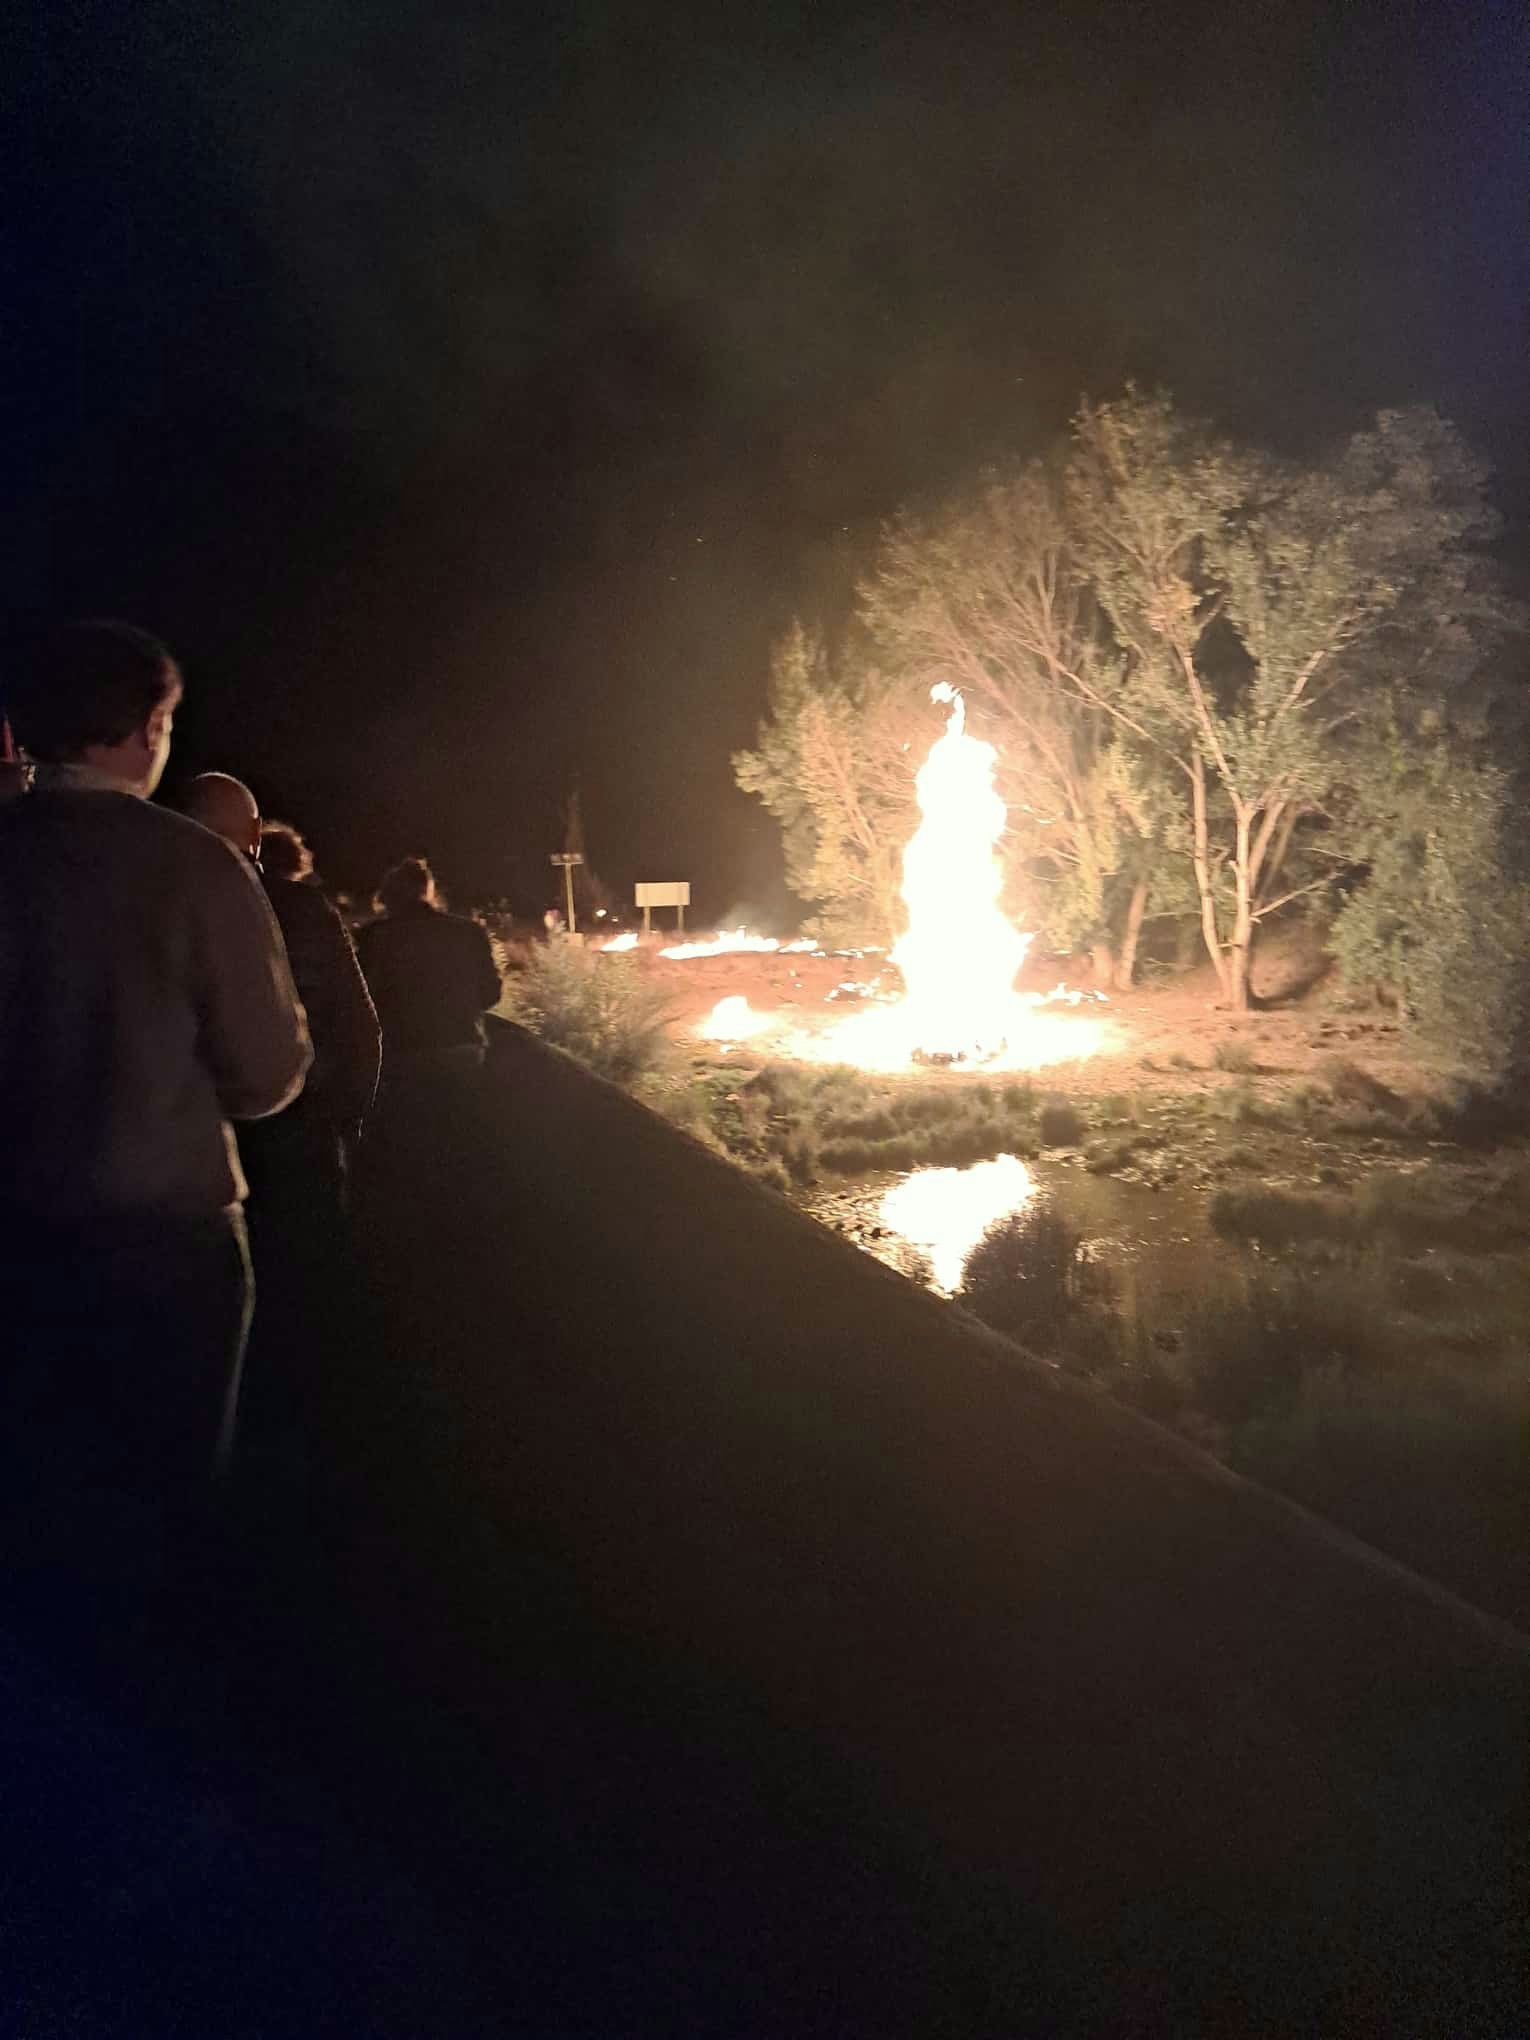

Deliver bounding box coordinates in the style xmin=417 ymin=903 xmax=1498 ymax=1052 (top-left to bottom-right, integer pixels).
xmin=1333 ymin=732 xmax=1530 ymax=1080
xmin=860 ymin=463 xmax=1171 ymax=986
xmin=1068 ymin=392 xmax=1505 ymax=1010
xmin=733 ymin=624 xmax=924 ymax=946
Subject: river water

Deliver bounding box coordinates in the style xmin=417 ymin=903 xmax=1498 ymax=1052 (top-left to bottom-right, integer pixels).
xmin=808 ymin=1154 xmax=1242 ymax=1327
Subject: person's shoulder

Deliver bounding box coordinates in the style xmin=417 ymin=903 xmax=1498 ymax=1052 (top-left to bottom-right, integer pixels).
xmin=268 ymin=878 xmax=341 ymax=930
xmin=150 ymin=804 xmax=260 ymax=879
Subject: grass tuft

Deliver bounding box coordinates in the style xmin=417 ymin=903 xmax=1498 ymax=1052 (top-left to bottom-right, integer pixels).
xmin=509 ymin=939 xmax=678 ymax=1088
xmin=1038 ymin=1098 xmax=1086 ymax=1147
xmin=1212 ymin=1037 xmax=1259 ymax=1073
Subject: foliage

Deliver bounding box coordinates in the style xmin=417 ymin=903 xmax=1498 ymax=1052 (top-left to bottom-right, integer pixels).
xmin=860 ymin=463 xmax=1174 ymax=981
xmin=1037 ymin=1098 xmax=1086 ymax=1146
xmin=1211 ymin=1037 xmax=1258 ymax=1072
xmin=732 ymin=624 xmax=923 ymax=947
xmin=1331 ymin=746 xmax=1530 ymax=1081
xmin=1067 ymin=393 xmax=1507 ymax=1010
xmin=1176 ymin=1248 xmax=1530 ymax=1626
xmin=958 ymin=1202 xmax=1113 ymax=1352
xmin=704 ymin=1063 xmax=1040 ymax=1181
xmin=740 ymin=390 xmax=1514 ymax=1024
xmin=507 ymin=938 xmax=678 ymax=1088
xmin=1210 ymin=1185 xmax=1346 ymax=1249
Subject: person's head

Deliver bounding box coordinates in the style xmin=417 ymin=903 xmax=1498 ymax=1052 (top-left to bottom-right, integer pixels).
xmin=258 ymin=819 xmax=314 ymax=884
xmin=376 ymin=856 xmax=438 ymax=916
xmin=6 ymin=621 xmax=181 ymax=795
xmin=180 ymin=772 xmax=261 ymax=858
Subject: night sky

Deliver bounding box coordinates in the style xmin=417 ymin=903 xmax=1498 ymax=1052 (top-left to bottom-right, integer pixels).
xmin=6 ymin=0 xmax=1526 ymax=918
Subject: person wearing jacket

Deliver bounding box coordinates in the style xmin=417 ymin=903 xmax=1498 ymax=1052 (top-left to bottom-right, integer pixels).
xmin=0 ymin=624 xmax=310 ymax=1534
xmin=355 ymin=856 xmax=501 ymax=1072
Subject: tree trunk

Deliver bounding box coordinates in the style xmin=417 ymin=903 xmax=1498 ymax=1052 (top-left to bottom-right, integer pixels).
xmin=1114 ymin=875 xmax=1149 ymax=991
xmin=1227 ymin=806 xmax=1254 ymax=1014
xmin=1090 ymin=943 xmax=1116 ymax=991
xmin=1190 ymin=756 xmax=1229 ymax=997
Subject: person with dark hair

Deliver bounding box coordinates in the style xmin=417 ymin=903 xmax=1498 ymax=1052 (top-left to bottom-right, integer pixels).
xmin=0 ymin=623 xmax=311 ymax=1565
xmin=253 ymin=820 xmax=380 ymax=1156
xmin=356 ymin=855 xmax=501 ymax=1069
xmin=179 ymin=793 xmax=381 ymax=1457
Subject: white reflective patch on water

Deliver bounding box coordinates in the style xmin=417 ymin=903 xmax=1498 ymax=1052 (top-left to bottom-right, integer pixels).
xmin=877 ymin=1152 xmax=1037 ymax=1294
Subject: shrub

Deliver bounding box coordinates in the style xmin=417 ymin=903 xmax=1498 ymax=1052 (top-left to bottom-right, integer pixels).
xmin=1289 ymin=1080 xmax=1329 ymax=1118
xmin=776 ymin=1131 xmax=821 ymax=1186
xmin=1319 ymin=1056 xmax=1401 ymax=1115
xmin=1181 ymin=1264 xmax=1385 ymax=1428
xmin=1212 ymin=1037 xmax=1258 ymax=1073
xmin=959 ymin=1202 xmax=1111 ymax=1352
xmin=1332 ymin=754 xmax=1530 ymax=1084
xmin=508 ymin=938 xmax=677 ymax=1087
xmin=1350 ymin=1171 xmax=1526 ymax=1253
xmin=1038 ymin=1098 xmax=1085 ymax=1146
xmin=1209 ymin=1186 xmax=1346 ymax=1248
xmin=1213 ymin=1080 xmax=1263 ymax=1125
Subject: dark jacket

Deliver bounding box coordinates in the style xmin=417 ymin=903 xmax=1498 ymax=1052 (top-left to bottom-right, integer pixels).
xmin=0 ymin=771 xmax=310 ymax=1219
xmin=355 ymin=905 xmax=501 ymax=1060
xmin=263 ymin=877 xmax=381 ymax=1131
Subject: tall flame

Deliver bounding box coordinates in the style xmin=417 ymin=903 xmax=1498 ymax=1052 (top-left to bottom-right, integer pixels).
xmin=891 ymin=685 xmax=1030 ymax=1058
xmin=682 ymin=685 xmax=1107 ymax=1072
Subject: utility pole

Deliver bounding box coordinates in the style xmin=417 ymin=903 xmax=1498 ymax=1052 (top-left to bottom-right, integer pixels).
xmin=550 ymin=851 xmax=583 ymax=934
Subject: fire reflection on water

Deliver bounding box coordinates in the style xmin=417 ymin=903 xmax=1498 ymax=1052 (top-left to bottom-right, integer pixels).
xmin=877 ymin=1152 xmax=1037 ymax=1293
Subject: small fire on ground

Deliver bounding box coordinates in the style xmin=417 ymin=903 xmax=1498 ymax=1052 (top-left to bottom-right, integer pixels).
xmin=688 ymin=685 xmax=1110 ymax=1073
xmin=701 ymin=994 xmax=771 ymax=1042
xmin=661 ymin=928 xmax=816 ymax=960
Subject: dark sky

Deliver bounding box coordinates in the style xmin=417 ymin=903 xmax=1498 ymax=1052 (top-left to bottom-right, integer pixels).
xmin=5 ymin=0 xmax=1527 ymax=917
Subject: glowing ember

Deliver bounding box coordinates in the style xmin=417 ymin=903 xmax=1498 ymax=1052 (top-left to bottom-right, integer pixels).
xmin=661 ymin=927 xmax=783 ymax=959
xmin=878 ymin=1153 xmax=1036 ymax=1292
xmin=697 ymin=994 xmax=769 ymax=1042
xmin=600 ymin=931 xmax=640 ymax=952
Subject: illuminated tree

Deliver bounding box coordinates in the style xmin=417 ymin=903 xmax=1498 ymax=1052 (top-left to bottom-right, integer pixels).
xmin=733 ymin=623 xmax=923 ymax=946
xmin=1068 ymin=393 xmax=1505 ymax=1010
xmin=860 ymin=463 xmax=1171 ymax=986
xmin=1333 ymin=734 xmax=1530 ymax=1078
xmin=740 ymin=397 xmax=1511 ymax=1012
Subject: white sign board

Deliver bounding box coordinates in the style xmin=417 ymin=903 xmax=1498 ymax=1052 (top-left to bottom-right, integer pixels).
xmin=634 ymin=882 xmax=690 ymax=907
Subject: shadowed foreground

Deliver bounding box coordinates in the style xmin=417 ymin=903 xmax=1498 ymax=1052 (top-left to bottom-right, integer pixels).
xmin=5 ymin=1023 xmax=1527 ymax=2034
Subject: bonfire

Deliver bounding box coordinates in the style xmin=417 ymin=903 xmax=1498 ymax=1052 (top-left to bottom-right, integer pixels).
xmin=647 ymin=685 xmax=1109 ymax=1071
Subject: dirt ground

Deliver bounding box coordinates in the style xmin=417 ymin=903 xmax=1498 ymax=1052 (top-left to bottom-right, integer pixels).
xmin=612 ymin=934 xmax=1433 ymax=1102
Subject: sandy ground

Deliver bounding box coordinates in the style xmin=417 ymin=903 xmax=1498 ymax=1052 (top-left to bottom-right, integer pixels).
xmin=605 ymin=935 xmax=1426 ymax=1100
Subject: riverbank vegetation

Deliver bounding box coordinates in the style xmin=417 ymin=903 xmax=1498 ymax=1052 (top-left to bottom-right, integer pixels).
xmin=956 ymin=1168 xmax=1530 ymax=1630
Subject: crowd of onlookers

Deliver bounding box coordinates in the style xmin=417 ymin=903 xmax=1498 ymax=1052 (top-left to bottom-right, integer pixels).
xmin=0 ymin=621 xmax=504 ymax=1581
